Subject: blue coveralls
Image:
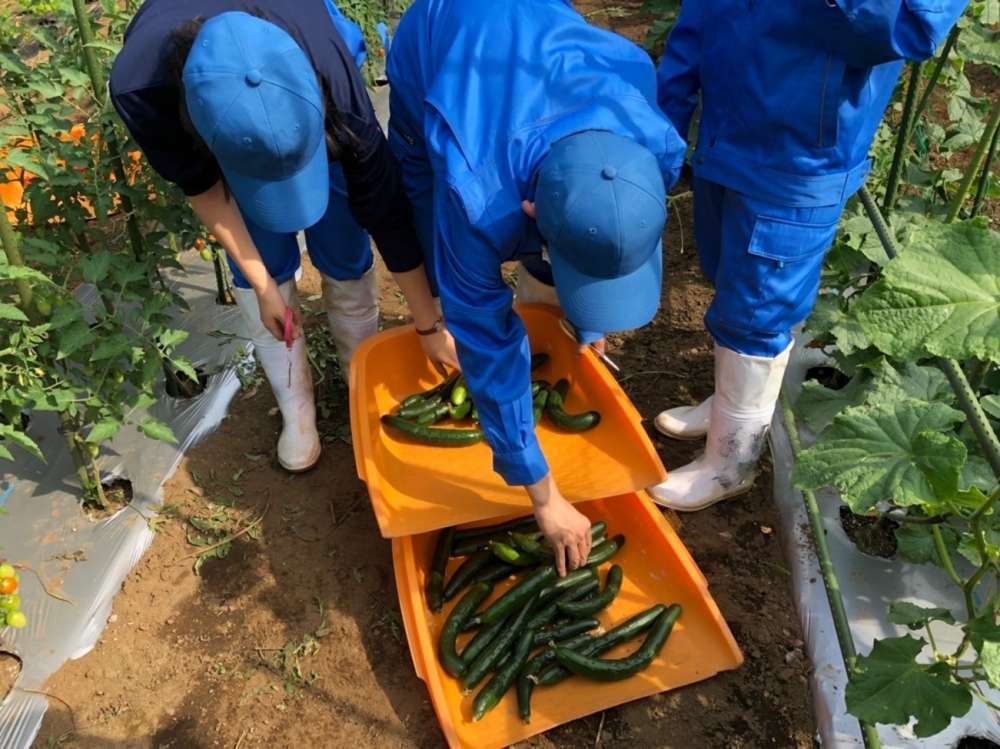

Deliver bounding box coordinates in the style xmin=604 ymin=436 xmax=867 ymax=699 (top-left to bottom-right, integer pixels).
xmin=657 ymin=0 xmax=968 ymax=357
xmin=387 ymin=0 xmax=686 ymax=486
xmin=233 ymin=1 xmax=371 ymax=290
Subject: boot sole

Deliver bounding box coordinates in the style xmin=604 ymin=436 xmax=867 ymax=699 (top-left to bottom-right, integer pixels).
xmin=279 ymin=444 xmax=322 ymax=474
xmin=647 ymin=473 xmax=758 ymax=513
xmin=653 ymin=422 xmax=709 ymax=441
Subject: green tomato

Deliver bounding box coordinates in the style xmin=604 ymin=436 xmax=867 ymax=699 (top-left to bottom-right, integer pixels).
xmin=0 ymin=564 xmax=14 ymax=580
xmin=200 ymin=248 xmax=214 ymax=262
xmin=35 ymin=298 xmax=52 ymax=317
xmin=5 ymin=611 xmax=27 ymax=629
xmin=0 ymin=594 xmax=20 ymax=611
xmin=112 ymin=371 xmax=125 ymax=385
xmin=86 ymin=443 xmax=100 ymax=459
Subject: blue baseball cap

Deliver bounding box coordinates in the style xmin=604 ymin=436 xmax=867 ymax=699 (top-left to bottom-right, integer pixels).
xmin=534 ymin=131 xmax=666 ymax=339
xmin=183 ymin=12 xmax=329 ymax=233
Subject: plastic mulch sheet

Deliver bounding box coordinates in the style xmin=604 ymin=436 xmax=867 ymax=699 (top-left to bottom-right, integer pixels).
xmin=0 ymin=253 xmax=249 ymax=749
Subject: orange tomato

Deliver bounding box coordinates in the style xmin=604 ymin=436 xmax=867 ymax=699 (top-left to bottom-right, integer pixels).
xmin=0 ymin=577 xmax=17 ymax=595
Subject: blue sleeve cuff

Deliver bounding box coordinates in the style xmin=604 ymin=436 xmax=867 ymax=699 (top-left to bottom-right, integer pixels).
xmin=493 ymin=441 xmax=549 ymax=487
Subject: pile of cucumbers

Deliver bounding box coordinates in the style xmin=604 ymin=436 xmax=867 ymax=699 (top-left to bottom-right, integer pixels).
xmin=381 ymin=353 xmax=601 ymax=447
xmin=427 ymin=515 xmax=682 ymax=723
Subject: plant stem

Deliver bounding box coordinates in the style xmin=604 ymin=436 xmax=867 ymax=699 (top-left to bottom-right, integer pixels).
xmin=970 ymin=121 xmax=999 ymax=220
xmin=58 ymin=416 xmax=97 ymax=502
xmin=932 ymin=524 xmax=965 ymax=589
xmin=912 ymin=27 xmax=960 ymax=125
xmin=0 ymin=207 xmax=34 ymax=314
xmin=780 ymin=394 xmax=883 ymax=749
xmin=925 ymin=623 xmax=939 ymax=655
xmin=945 ymin=97 xmax=1000 ymax=223
xmin=882 ymin=62 xmax=922 ymax=215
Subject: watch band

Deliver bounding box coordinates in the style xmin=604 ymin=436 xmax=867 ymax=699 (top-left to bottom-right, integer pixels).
xmin=415 ymin=318 xmax=443 ymax=336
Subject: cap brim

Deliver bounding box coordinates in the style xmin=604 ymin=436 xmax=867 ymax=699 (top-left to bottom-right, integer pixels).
xmin=549 ymin=239 xmax=662 ymax=335
xmin=221 ymin=140 xmax=330 ymax=234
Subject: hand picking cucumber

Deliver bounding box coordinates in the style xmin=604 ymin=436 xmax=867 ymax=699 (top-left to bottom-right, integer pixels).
xmin=439 ymin=583 xmax=493 ymax=677
xmin=514 ymin=522 xmax=608 ymax=559
xmin=535 ymin=604 xmax=666 ymax=686
xmin=546 ymin=379 xmax=601 ymax=432
xmin=381 ymin=415 xmax=484 ymax=446
xmin=584 ymin=534 xmax=625 ymax=567
xmin=426 ymin=527 xmax=455 ymax=613
xmin=443 ymin=549 xmax=493 ymax=602
xmin=553 ymin=604 xmax=681 ymax=681
xmin=462 ymin=594 xmax=537 ymax=691
xmin=480 ymin=566 xmax=557 ymax=625
xmin=473 ymin=626 xmax=537 ymax=721
xmin=557 ymin=564 xmax=623 ymax=618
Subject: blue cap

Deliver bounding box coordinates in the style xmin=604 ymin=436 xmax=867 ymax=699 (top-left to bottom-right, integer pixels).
xmin=183 ymin=12 xmax=328 ymax=233
xmin=535 ymin=131 xmax=665 ymax=336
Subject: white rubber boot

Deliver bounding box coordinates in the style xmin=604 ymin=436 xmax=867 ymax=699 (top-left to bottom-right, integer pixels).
xmin=321 ymin=266 xmax=379 ymax=381
xmin=515 ymin=262 xmax=560 ymax=305
xmin=649 ymin=343 xmax=792 ymax=512
xmin=654 ymin=396 xmax=713 ymax=440
xmin=233 ymin=282 xmax=321 ymax=473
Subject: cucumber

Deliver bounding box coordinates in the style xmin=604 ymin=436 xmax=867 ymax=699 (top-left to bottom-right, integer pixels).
xmin=439 ymin=583 xmax=493 ymax=677
xmin=514 ymin=522 xmax=607 ymax=558
xmin=517 ymin=672 xmax=533 ymax=723
xmin=398 ymin=395 xmax=443 ymax=419
xmin=451 ymin=376 xmax=468 ymax=406
xmin=532 ymin=388 xmax=549 ymax=426
xmin=472 ymin=560 xmax=519 ymax=586
xmin=536 ymin=567 xmax=598 ymax=604
xmin=448 ymin=400 xmax=472 ymax=420
xmin=527 ymin=577 xmax=599 ymax=629
xmin=427 ymin=527 xmax=455 ymax=613
xmin=461 ymin=613 xmax=510 ymax=667
xmin=521 ymin=632 xmax=594 ymax=687
xmin=553 ymin=604 xmax=681 ymax=681
xmin=416 ymin=402 xmax=450 ymax=425
xmin=532 ymin=618 xmax=600 ymax=648
xmin=400 ymin=393 xmax=425 ymax=408
xmin=454 ymin=516 xmax=537 ymax=543
xmin=443 ymin=548 xmax=493 ymax=602
xmin=473 ymin=626 xmax=537 ymax=721
xmin=557 ymin=564 xmax=623 ymax=618
xmin=462 ymin=595 xmax=537 ymax=691
xmin=546 ymin=379 xmax=601 ymax=432
xmin=381 ymin=415 xmax=484 ymax=447
xmin=480 ymin=566 xmax=557 ymax=625
xmin=490 ymin=541 xmax=540 ymax=567
xmin=535 ymin=604 xmax=666 ymax=686
xmin=530 ymin=353 xmax=550 ymax=371
xmin=585 ymin=534 xmax=625 ymax=566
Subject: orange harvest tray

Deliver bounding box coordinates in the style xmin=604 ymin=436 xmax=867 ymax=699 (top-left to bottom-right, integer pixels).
xmin=349 ymin=304 xmax=667 ymax=538
xmin=392 ymin=492 xmax=743 ymax=749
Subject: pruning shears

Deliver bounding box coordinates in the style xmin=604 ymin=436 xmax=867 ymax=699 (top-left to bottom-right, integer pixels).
xmin=559 ymin=318 xmax=620 ymax=373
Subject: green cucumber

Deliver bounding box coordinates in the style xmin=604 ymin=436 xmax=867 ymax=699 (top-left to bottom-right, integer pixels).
xmin=448 ymin=400 xmax=472 ymax=420
xmin=535 ymin=604 xmax=666 ymax=686
xmin=521 ymin=632 xmax=594 ymax=690
xmin=546 ymin=379 xmax=601 ymax=432
xmin=462 ymin=595 xmax=537 ymax=691
xmin=490 ymin=540 xmax=540 ymax=567
xmin=553 ymin=604 xmax=681 ymax=681
xmin=400 ymin=393 xmax=425 ymax=408
xmin=426 ymin=527 xmax=455 ymax=613
xmin=416 ymin=402 xmax=450 ymax=425
xmin=443 ymin=549 xmax=493 ymax=602
xmin=585 ymin=534 xmax=624 ymax=567
xmin=557 ymin=564 xmax=623 ymax=618
xmin=450 ymin=376 xmax=468 ymax=406
xmin=461 ymin=613 xmax=510 ymax=667
xmin=532 ymin=618 xmax=600 ymax=648
xmin=536 ymin=567 xmax=598 ymax=604
xmin=517 ymin=672 xmax=533 ymax=723
xmin=454 ymin=516 xmax=538 ymax=542
xmin=381 ymin=415 xmax=484 ymax=447
xmin=528 ymin=574 xmax=600 ymax=628
xmin=398 ymin=395 xmax=443 ymax=419
xmin=439 ymin=583 xmax=492 ymax=677
xmin=513 ymin=522 xmax=607 ymax=558
xmin=530 ymin=353 xmax=550 ymax=371
xmin=480 ymin=566 xmax=557 ymax=625
xmin=473 ymin=626 xmax=537 ymax=721
xmin=472 ymin=560 xmax=519 ymax=586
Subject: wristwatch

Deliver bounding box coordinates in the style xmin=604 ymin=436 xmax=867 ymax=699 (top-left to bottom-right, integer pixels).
xmin=415 ymin=318 xmax=444 ymax=336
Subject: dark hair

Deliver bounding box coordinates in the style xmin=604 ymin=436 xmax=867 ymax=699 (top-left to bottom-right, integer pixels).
xmin=165 ymin=11 xmax=358 ymax=185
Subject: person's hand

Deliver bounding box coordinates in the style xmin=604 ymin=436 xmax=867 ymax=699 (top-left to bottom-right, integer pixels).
xmin=528 ymin=474 xmax=592 ymax=576
xmin=419 ymin=326 xmax=461 ymax=375
xmin=256 ymin=279 xmax=301 ymax=341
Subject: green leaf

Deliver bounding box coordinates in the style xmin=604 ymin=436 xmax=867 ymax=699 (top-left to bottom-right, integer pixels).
xmin=157 ymin=329 xmax=189 ymax=350
xmin=81 ymin=252 xmax=112 ymax=284
xmin=982 ymin=395 xmax=1000 ymax=421
xmin=55 ymin=320 xmax=95 ymax=359
xmin=0 ymin=263 xmax=52 ymax=285
xmin=87 ymin=419 xmax=122 ymax=444
xmin=3 ymin=149 xmax=50 ymax=180
xmin=0 ymin=425 xmax=43 ymax=460
xmin=793 ymin=401 xmax=965 ymax=513
xmin=981 ymin=641 xmax=1000 ymax=689
xmin=84 ymin=40 xmax=122 ymax=55
xmin=866 ymin=360 xmax=955 ymax=408
xmin=170 ymin=357 xmax=199 ymax=384
xmin=795 ymin=371 xmax=871 ymax=434
xmin=888 ymin=601 xmax=956 ymax=629
xmin=968 ymin=614 xmax=1000 ymax=650
xmin=856 ymin=221 xmax=1000 ymax=364
xmin=846 ymin=635 xmax=972 ymax=737
xmin=138 ymin=417 xmax=178 ymax=444
xmin=0 ymin=444 xmax=13 ymax=462
xmin=91 ymin=336 xmax=130 ymax=362
xmin=0 ymin=304 xmax=29 ymax=322
xmin=959 ymin=23 xmax=1000 ymax=69
xmin=895 ymin=523 xmax=960 ymax=565
xmin=912 ymin=431 xmax=965 ymax=503
xmin=26 ymin=79 xmax=64 ymax=99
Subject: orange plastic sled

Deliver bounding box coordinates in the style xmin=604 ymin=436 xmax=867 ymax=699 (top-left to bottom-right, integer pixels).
xmin=349 ymin=304 xmax=667 ymax=538
xmin=392 ymin=491 xmax=744 ymax=749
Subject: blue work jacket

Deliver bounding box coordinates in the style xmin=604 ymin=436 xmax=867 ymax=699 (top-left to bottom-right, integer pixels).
xmin=657 ymin=0 xmax=969 ymax=207
xmin=388 ymin=0 xmax=686 ymax=486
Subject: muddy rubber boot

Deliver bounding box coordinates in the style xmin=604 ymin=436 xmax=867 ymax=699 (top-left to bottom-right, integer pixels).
xmin=654 ymin=396 xmax=713 ymax=440
xmin=648 ymin=343 xmax=792 ymax=512
xmin=233 ymin=282 xmax=321 ymax=473
xmin=321 ymin=266 xmax=379 ymax=382
xmin=515 ymin=262 xmax=560 ymax=305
